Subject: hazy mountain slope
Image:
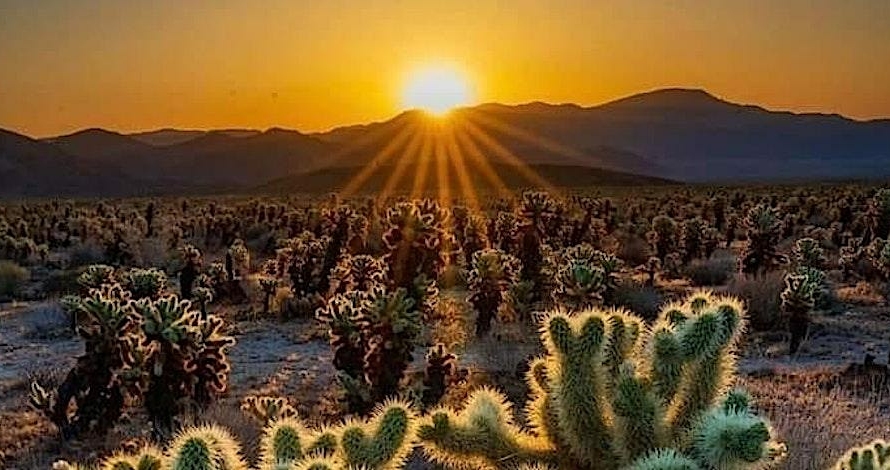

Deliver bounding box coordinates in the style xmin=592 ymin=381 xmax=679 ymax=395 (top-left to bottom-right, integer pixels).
xmin=0 ymin=129 xmax=134 ymax=197
xmin=254 ymin=162 xmax=675 ymax=195
xmin=129 ymin=129 xmax=261 ymax=146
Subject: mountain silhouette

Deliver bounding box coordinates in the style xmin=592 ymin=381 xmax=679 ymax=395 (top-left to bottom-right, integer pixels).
xmin=2 ymin=88 xmax=889 ymax=197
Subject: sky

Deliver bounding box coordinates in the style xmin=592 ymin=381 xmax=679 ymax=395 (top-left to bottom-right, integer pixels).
xmin=1 ymin=0 xmax=889 ymax=137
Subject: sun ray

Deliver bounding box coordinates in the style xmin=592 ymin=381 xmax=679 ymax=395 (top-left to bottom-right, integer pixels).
xmin=379 ymin=125 xmax=426 ymax=203
xmin=434 ymin=124 xmax=452 ymax=208
xmin=443 ymin=122 xmax=481 ymax=211
xmin=339 ymin=121 xmax=417 ymax=198
xmin=452 ymin=118 xmax=511 ymax=198
xmin=462 ymin=118 xmax=557 ymax=192
xmin=465 ymin=109 xmax=589 ymax=165
xmin=410 ymin=125 xmax=435 ymax=198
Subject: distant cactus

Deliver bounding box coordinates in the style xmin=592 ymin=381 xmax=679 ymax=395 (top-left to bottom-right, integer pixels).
xmin=419 ymin=292 xmax=784 ymax=470
xmin=123 ymin=267 xmax=168 ymax=300
xmin=467 ymin=248 xmax=521 ymax=337
xmin=241 ymin=395 xmax=298 ymax=425
xmin=739 ymin=204 xmax=787 ymax=275
xmin=647 ymin=215 xmax=679 ymax=263
xmin=791 ymin=237 xmax=826 ymax=270
xmin=422 ymin=343 xmax=458 ymax=408
xmin=781 ymin=271 xmax=820 ymax=354
xmin=866 ymin=188 xmax=890 ymax=241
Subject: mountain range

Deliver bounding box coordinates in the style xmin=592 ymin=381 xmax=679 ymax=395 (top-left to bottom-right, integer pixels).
xmin=2 ymin=88 xmax=889 ymax=198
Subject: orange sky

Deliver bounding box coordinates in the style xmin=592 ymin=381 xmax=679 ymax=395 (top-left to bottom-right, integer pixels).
xmin=1 ymin=0 xmax=889 ymax=137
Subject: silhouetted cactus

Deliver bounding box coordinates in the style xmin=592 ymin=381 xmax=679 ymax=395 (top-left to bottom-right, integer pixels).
xmin=467 ymin=248 xmax=521 ymax=337
xmin=647 ymin=215 xmax=678 ymax=263
xmin=422 ymin=343 xmax=458 ymax=408
xmin=739 ymin=204 xmax=787 ymax=275
xmin=418 ymin=291 xmax=784 ymax=470
xmin=781 ymin=271 xmax=819 ymax=354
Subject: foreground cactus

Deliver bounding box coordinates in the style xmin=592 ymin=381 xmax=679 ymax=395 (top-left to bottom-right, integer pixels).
xmin=57 ymin=401 xmax=417 ymax=470
xmin=834 ymin=439 xmax=890 ymax=470
xmin=418 ymin=291 xmax=785 ymax=470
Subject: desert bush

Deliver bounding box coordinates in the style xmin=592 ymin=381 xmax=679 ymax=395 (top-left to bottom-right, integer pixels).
xmin=419 ymin=291 xmax=785 ymax=469
xmin=0 ymin=260 xmax=29 ymax=299
xmin=685 ymin=254 xmax=735 ymax=286
xmin=727 ymin=271 xmax=784 ymax=331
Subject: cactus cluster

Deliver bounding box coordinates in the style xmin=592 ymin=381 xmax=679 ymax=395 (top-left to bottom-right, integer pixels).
xmin=418 ymin=291 xmax=785 ymax=470
xmin=32 ymin=265 xmax=235 ymax=437
xmin=466 ymin=248 xmax=522 ymax=337
xmin=56 ymin=401 xmax=417 ymax=470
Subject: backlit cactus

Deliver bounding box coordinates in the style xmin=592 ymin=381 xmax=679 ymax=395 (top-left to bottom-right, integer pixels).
xmin=466 ymin=248 xmax=521 ymax=337
xmin=739 ymin=204 xmax=787 ymax=275
xmin=418 ymin=292 xmax=784 ymax=470
xmin=834 ymin=439 xmax=890 ymax=470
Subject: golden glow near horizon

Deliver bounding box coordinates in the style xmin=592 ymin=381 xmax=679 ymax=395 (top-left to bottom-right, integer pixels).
xmin=1 ymin=0 xmax=889 ymax=137
xmin=402 ymin=65 xmax=473 ymax=116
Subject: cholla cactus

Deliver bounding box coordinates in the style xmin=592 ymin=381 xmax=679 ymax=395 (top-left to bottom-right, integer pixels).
xmin=167 ymin=425 xmax=247 ymax=470
xmin=679 ymin=217 xmax=709 ymax=264
xmin=31 ymin=283 xmax=136 ymax=438
xmin=781 ymin=272 xmax=820 ymax=354
xmin=130 ymin=295 xmax=236 ymax=435
xmin=78 ymin=264 xmax=116 ymax=291
xmin=791 ymin=237 xmax=826 ymax=270
xmin=241 ymin=395 xmax=298 ymax=425
xmin=551 ymin=244 xmax=621 ymax=310
xmin=467 ymin=248 xmax=521 ymax=337
xmin=66 ymin=401 xmax=417 ymax=470
xmin=647 ymin=215 xmax=678 ymax=263
xmin=228 ymin=238 xmax=250 ymax=280
xmin=418 ymin=292 xmax=784 ymax=470
xmin=866 ymin=188 xmax=890 ymax=241
xmin=422 ymin=343 xmax=459 ymax=408
xmin=328 ymin=254 xmax=388 ymax=296
xmin=833 ymin=439 xmax=890 ymax=470
xmin=277 ymin=231 xmax=332 ymax=299
xmin=124 ymin=267 xmax=168 ymax=299
xmin=319 ymin=286 xmax=422 ymax=413
xmin=739 ymin=204 xmax=787 ymax=275
xmin=178 ymin=244 xmax=202 ymax=300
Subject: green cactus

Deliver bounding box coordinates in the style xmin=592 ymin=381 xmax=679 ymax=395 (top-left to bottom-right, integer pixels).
xmin=834 ymin=439 xmax=890 ymax=470
xmin=124 ymin=267 xmax=168 ymax=300
xmin=791 ymin=237 xmax=826 ymax=270
xmin=418 ymin=292 xmax=784 ymax=470
xmin=98 ymin=446 xmax=164 ymax=470
xmin=167 ymin=424 xmax=247 ymax=470
xmin=739 ymin=204 xmax=787 ymax=276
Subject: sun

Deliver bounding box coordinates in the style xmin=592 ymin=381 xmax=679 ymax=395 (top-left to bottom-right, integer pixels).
xmin=402 ymin=65 xmax=473 ymax=116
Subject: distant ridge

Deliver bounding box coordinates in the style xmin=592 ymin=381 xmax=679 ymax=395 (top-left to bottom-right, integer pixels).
xmin=2 ymin=87 xmax=890 ymax=197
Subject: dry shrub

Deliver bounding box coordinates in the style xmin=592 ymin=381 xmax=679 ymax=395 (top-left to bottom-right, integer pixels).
xmin=727 ymin=271 xmax=784 ymax=331
xmin=611 ymin=281 xmax=663 ymax=322
xmin=0 ymin=261 xmax=29 ymax=299
xmin=837 ymin=281 xmax=885 ymax=306
xmin=685 ymin=254 xmax=736 ymax=287
xmin=741 ymin=371 xmax=890 ymax=470
xmin=617 ymin=232 xmax=651 ymax=267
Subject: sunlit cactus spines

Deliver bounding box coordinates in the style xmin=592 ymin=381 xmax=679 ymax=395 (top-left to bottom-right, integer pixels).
xmin=833 ymin=439 xmax=890 ymax=470
xmin=97 ymin=446 xmax=164 ymax=470
xmin=167 ymin=424 xmax=247 ymax=470
xmin=418 ymin=292 xmax=781 ymax=470
xmin=78 ymin=263 xmax=117 ymax=291
xmin=791 ymin=237 xmax=826 ymax=270
xmin=242 ymin=395 xmax=298 ymax=425
xmin=466 ymin=248 xmax=521 ymax=337
xmin=124 ymin=267 xmax=168 ymax=300
xmin=328 ymin=254 xmax=388 ymax=296
xmin=739 ymin=204 xmax=787 ymax=275
xmin=339 ymin=400 xmax=418 ymax=470
xmin=781 ymin=272 xmax=819 ymax=354
xmin=647 ymin=215 xmax=679 ymax=263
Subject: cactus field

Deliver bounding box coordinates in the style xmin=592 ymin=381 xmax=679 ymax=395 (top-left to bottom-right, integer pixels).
xmin=2 ymin=184 xmax=890 ymax=469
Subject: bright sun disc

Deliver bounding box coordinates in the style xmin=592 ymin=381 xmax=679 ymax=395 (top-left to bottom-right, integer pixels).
xmin=402 ymin=66 xmax=472 ymax=116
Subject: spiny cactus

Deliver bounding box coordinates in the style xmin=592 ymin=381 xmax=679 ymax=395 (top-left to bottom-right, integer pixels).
xmin=550 ymin=244 xmax=620 ymax=311
xmin=241 ymin=395 xmax=298 ymax=425
xmin=319 ymin=286 xmax=422 ymax=413
xmin=647 ymin=215 xmax=679 ymax=264
xmin=328 ymin=254 xmax=387 ymax=296
xmin=466 ymin=248 xmax=521 ymax=337
xmin=866 ymin=188 xmax=890 ymax=241
xmin=739 ymin=204 xmax=787 ymax=276
xmin=834 ymin=439 xmax=890 ymax=470
xmin=422 ymin=343 xmax=459 ymax=408
xmin=791 ymin=237 xmax=826 ymax=270
xmin=59 ymin=402 xmax=417 ymax=470
xmin=167 ymin=424 xmax=247 ymax=470
xmin=418 ymin=291 xmax=784 ymax=470
xmin=124 ymin=267 xmax=168 ymax=300
xmin=781 ymin=271 xmax=820 ymax=354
